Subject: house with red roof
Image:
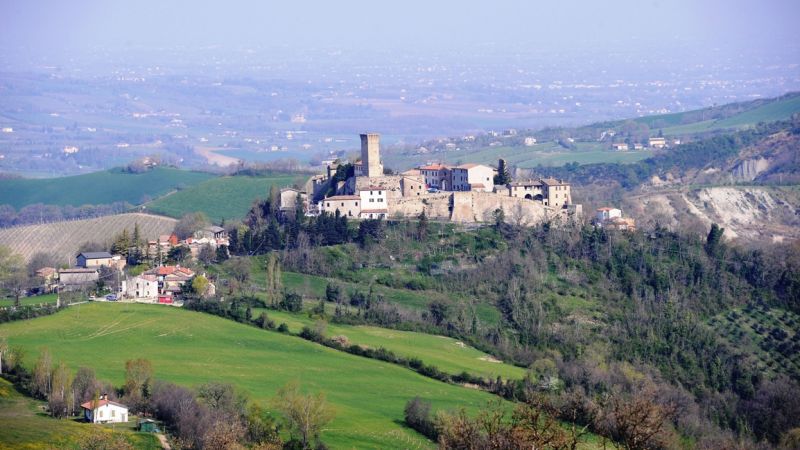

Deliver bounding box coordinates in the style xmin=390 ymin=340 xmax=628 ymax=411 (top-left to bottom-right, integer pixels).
xmin=81 ymin=394 xmax=128 ymax=424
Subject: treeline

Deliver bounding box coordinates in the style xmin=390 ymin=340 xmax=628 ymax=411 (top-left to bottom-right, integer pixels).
xmin=0 ymin=348 xmax=334 ymax=450
xmin=0 ymin=201 xmax=134 ymax=228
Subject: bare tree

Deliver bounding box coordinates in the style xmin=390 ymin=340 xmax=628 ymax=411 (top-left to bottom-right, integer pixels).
xmin=271 ymin=381 xmax=335 ymax=449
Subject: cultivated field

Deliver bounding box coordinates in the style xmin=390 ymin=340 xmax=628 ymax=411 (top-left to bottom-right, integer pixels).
xmin=0 ymin=213 xmax=177 ymax=263
xmin=0 ymin=167 xmax=215 ymax=209
xmin=658 ymin=95 xmax=800 ymax=136
xmin=0 ymin=303 xmax=525 ymax=449
xmin=147 ymin=173 xmax=302 ymax=222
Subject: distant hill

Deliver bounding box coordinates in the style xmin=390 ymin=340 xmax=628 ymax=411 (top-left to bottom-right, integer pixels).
xmin=147 ymin=172 xmax=302 ymax=222
xmin=0 ymin=213 xmax=176 ymax=263
xmin=0 ymin=167 xmax=215 ymax=209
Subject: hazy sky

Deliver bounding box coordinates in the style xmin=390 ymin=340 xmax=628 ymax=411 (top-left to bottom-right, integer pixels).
xmin=1 ymin=0 xmax=799 ymax=60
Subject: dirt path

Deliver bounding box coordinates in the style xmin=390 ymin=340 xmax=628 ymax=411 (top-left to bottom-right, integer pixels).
xmin=157 ymin=433 xmax=171 ymax=450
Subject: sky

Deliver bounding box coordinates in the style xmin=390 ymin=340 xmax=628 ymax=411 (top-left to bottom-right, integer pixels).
xmin=1 ymin=0 xmax=799 ymax=60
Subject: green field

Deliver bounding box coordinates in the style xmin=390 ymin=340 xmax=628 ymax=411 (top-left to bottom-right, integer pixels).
xmin=659 ymin=95 xmax=800 ymax=136
xmin=218 ymin=149 xmax=312 ymax=164
xmin=0 ymin=293 xmax=58 ymax=308
xmin=0 ymin=167 xmax=215 ymax=209
xmin=0 ymin=377 xmax=160 ymax=449
xmin=257 ymin=308 xmax=526 ymax=380
xmin=385 ymin=142 xmax=654 ymax=171
xmin=147 ymin=173 xmax=301 ymax=222
xmin=0 ymin=303 xmax=520 ymax=449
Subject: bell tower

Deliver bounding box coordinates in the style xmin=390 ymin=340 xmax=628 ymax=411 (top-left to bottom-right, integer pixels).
xmin=360 ymin=133 xmax=383 ymax=178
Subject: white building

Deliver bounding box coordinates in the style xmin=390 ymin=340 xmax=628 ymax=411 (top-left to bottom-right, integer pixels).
xmin=322 ymin=195 xmax=361 ymax=217
xmin=458 ymin=164 xmax=495 ymax=192
xmin=595 ymin=207 xmax=622 ymax=222
xmin=125 ymin=274 xmax=159 ymax=300
xmin=81 ymin=395 xmax=129 ymax=424
xmin=524 ymin=137 xmax=537 ymax=146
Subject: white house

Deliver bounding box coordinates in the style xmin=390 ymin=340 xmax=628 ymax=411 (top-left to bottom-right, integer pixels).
xmin=81 ymin=395 xmax=129 ymax=423
xmin=458 ymin=163 xmax=495 ymax=192
xmin=125 ymin=274 xmax=159 ymax=299
xmin=595 ymin=207 xmax=622 ymax=222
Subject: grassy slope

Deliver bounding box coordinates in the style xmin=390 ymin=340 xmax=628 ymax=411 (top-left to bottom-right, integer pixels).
xmin=0 ymin=167 xmax=215 ymax=209
xmin=147 ymin=173 xmax=301 ymax=222
xmin=659 ymin=95 xmax=800 ymax=136
xmin=257 ymin=308 xmax=526 ymax=380
xmin=0 ymin=293 xmax=58 ymax=308
xmin=0 ymin=378 xmax=160 ymax=450
xmin=0 ymin=303 xmax=515 ymax=449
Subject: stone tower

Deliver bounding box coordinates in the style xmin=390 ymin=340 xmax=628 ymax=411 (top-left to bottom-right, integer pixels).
xmin=360 ymin=133 xmax=383 ymax=178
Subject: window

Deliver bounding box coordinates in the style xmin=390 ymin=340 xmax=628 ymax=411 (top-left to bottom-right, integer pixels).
xmin=112 ymin=410 xmax=116 ymax=417
xmin=99 ymin=410 xmax=104 ymax=417
xmin=355 ymin=202 xmax=359 ymax=206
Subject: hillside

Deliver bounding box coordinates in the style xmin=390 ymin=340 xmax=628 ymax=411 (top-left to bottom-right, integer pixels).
xmin=0 ymin=377 xmax=160 ymax=449
xmin=0 ymin=167 xmax=215 ymax=209
xmin=147 ymin=173 xmax=301 ymax=222
xmin=0 ymin=303 xmax=553 ymax=449
xmin=0 ymin=213 xmax=176 ymax=263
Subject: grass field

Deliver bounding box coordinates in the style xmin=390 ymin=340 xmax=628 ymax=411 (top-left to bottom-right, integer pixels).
xmin=386 ymin=142 xmax=654 ymax=171
xmin=0 ymin=167 xmax=215 ymax=209
xmin=257 ymin=308 xmax=526 ymax=380
xmin=147 ymin=173 xmax=302 ymax=222
xmin=0 ymin=377 xmax=160 ymax=450
xmin=0 ymin=213 xmax=177 ymax=263
xmin=0 ymin=293 xmax=58 ymax=308
xmin=659 ymin=95 xmax=800 ymax=136
xmin=0 ymin=303 xmax=525 ymax=449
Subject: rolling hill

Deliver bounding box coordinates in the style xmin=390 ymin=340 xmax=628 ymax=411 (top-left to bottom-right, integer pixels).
xmin=0 ymin=302 xmax=544 ymax=449
xmin=146 ymin=173 xmax=302 ymax=222
xmin=0 ymin=213 xmax=176 ymax=263
xmin=0 ymin=167 xmax=215 ymax=210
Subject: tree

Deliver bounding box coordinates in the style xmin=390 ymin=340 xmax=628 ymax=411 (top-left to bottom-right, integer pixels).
xmin=226 ymin=257 xmax=252 ymax=294
xmin=0 ymin=337 xmax=7 ymax=375
xmin=32 ymin=348 xmax=53 ymax=399
xmin=27 ymin=252 xmax=58 ymax=276
xmin=49 ymin=361 xmax=73 ymax=418
xmin=124 ymin=358 xmax=153 ymax=413
xmin=0 ymin=246 xmax=28 ymax=307
xmin=417 ymin=211 xmax=429 ymax=241
xmin=494 ymin=158 xmax=511 ymax=185
xmin=271 ymin=381 xmax=335 ymax=449
xmin=428 ymin=299 xmax=451 ymax=326
xmin=265 ymin=254 xmax=282 ymax=307
xmin=71 ymin=366 xmax=99 ymax=409
xmin=175 ymin=212 xmax=210 ymax=240
xmin=281 ymin=291 xmax=303 ymax=312
xmin=192 ymin=275 xmax=210 ymax=297
xmin=325 ymin=283 xmax=341 ymax=303
xmin=216 ymin=245 xmax=230 ymax=262
xmin=705 ymin=223 xmax=725 ymax=257
xmin=111 ymin=228 xmax=131 ymax=257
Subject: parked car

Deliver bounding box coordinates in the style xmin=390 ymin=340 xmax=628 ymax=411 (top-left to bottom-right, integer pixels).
xmin=105 ymin=294 xmax=117 ymax=301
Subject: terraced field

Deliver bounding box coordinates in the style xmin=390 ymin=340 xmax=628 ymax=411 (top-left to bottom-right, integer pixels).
xmin=708 ymin=305 xmax=800 ymax=380
xmin=147 ymin=173 xmax=302 ymax=222
xmin=0 ymin=213 xmax=176 ymax=263
xmin=0 ymin=303 xmax=519 ymax=449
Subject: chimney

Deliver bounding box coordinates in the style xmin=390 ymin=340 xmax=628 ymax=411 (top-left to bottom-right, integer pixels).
xmin=101 ymin=393 xmax=107 ymax=400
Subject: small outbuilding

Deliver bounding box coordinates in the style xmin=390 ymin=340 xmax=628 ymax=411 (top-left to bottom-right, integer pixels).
xmin=138 ymin=418 xmax=160 ymax=433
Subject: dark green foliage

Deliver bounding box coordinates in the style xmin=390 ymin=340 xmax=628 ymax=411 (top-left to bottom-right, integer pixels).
xmin=280 ymin=291 xmax=303 ymax=312
xmin=404 ymin=397 xmax=437 ymax=440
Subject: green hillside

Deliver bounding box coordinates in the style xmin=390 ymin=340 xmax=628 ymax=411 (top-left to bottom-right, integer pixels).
xmin=0 ymin=303 xmax=532 ymax=449
xmin=258 ymin=308 xmax=526 ymax=380
xmin=0 ymin=377 xmax=160 ymax=449
xmin=147 ymin=173 xmax=301 ymax=222
xmin=0 ymin=167 xmax=215 ymax=209
xmin=657 ymin=94 xmax=800 ymax=135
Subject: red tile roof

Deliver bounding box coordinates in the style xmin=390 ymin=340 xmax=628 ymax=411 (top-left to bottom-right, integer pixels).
xmin=80 ymin=399 xmax=127 ymax=410
xmin=325 ymin=195 xmax=360 ymax=201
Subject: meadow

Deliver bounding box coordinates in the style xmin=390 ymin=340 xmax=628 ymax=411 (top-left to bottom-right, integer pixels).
xmin=0 ymin=293 xmax=58 ymax=308
xmin=255 ymin=308 xmax=526 ymax=380
xmin=0 ymin=167 xmax=215 ymax=209
xmin=147 ymin=173 xmax=302 ymax=222
xmin=0 ymin=303 xmax=517 ymax=449
xmin=0 ymin=213 xmax=177 ymax=263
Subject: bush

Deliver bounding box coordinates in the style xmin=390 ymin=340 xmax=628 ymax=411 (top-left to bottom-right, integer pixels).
xmin=404 ymin=397 xmax=437 ymax=440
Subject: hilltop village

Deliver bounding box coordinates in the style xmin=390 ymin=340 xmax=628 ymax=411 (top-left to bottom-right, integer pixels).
xmin=281 ymin=133 xmax=582 ymax=225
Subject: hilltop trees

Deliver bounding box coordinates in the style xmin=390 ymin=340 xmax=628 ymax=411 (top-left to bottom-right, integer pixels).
xmin=123 ymin=358 xmax=153 ymax=413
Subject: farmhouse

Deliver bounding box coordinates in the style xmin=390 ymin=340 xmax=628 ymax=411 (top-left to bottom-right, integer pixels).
xmin=612 ymin=142 xmax=630 ymax=151
xmin=322 ymin=195 xmax=360 ymax=217
xmin=81 ymin=395 xmax=129 ymax=424
xmin=125 ymin=274 xmax=159 ymax=299
xmin=594 ymin=207 xmax=636 ymax=231
xmin=76 ymin=252 xmax=113 ymax=268
xmin=58 ymin=268 xmax=99 ymax=291
xmin=649 ymin=137 xmax=667 ymax=148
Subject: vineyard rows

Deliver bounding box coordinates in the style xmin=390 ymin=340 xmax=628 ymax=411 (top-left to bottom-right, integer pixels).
xmin=0 ymin=213 xmax=177 ymax=264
